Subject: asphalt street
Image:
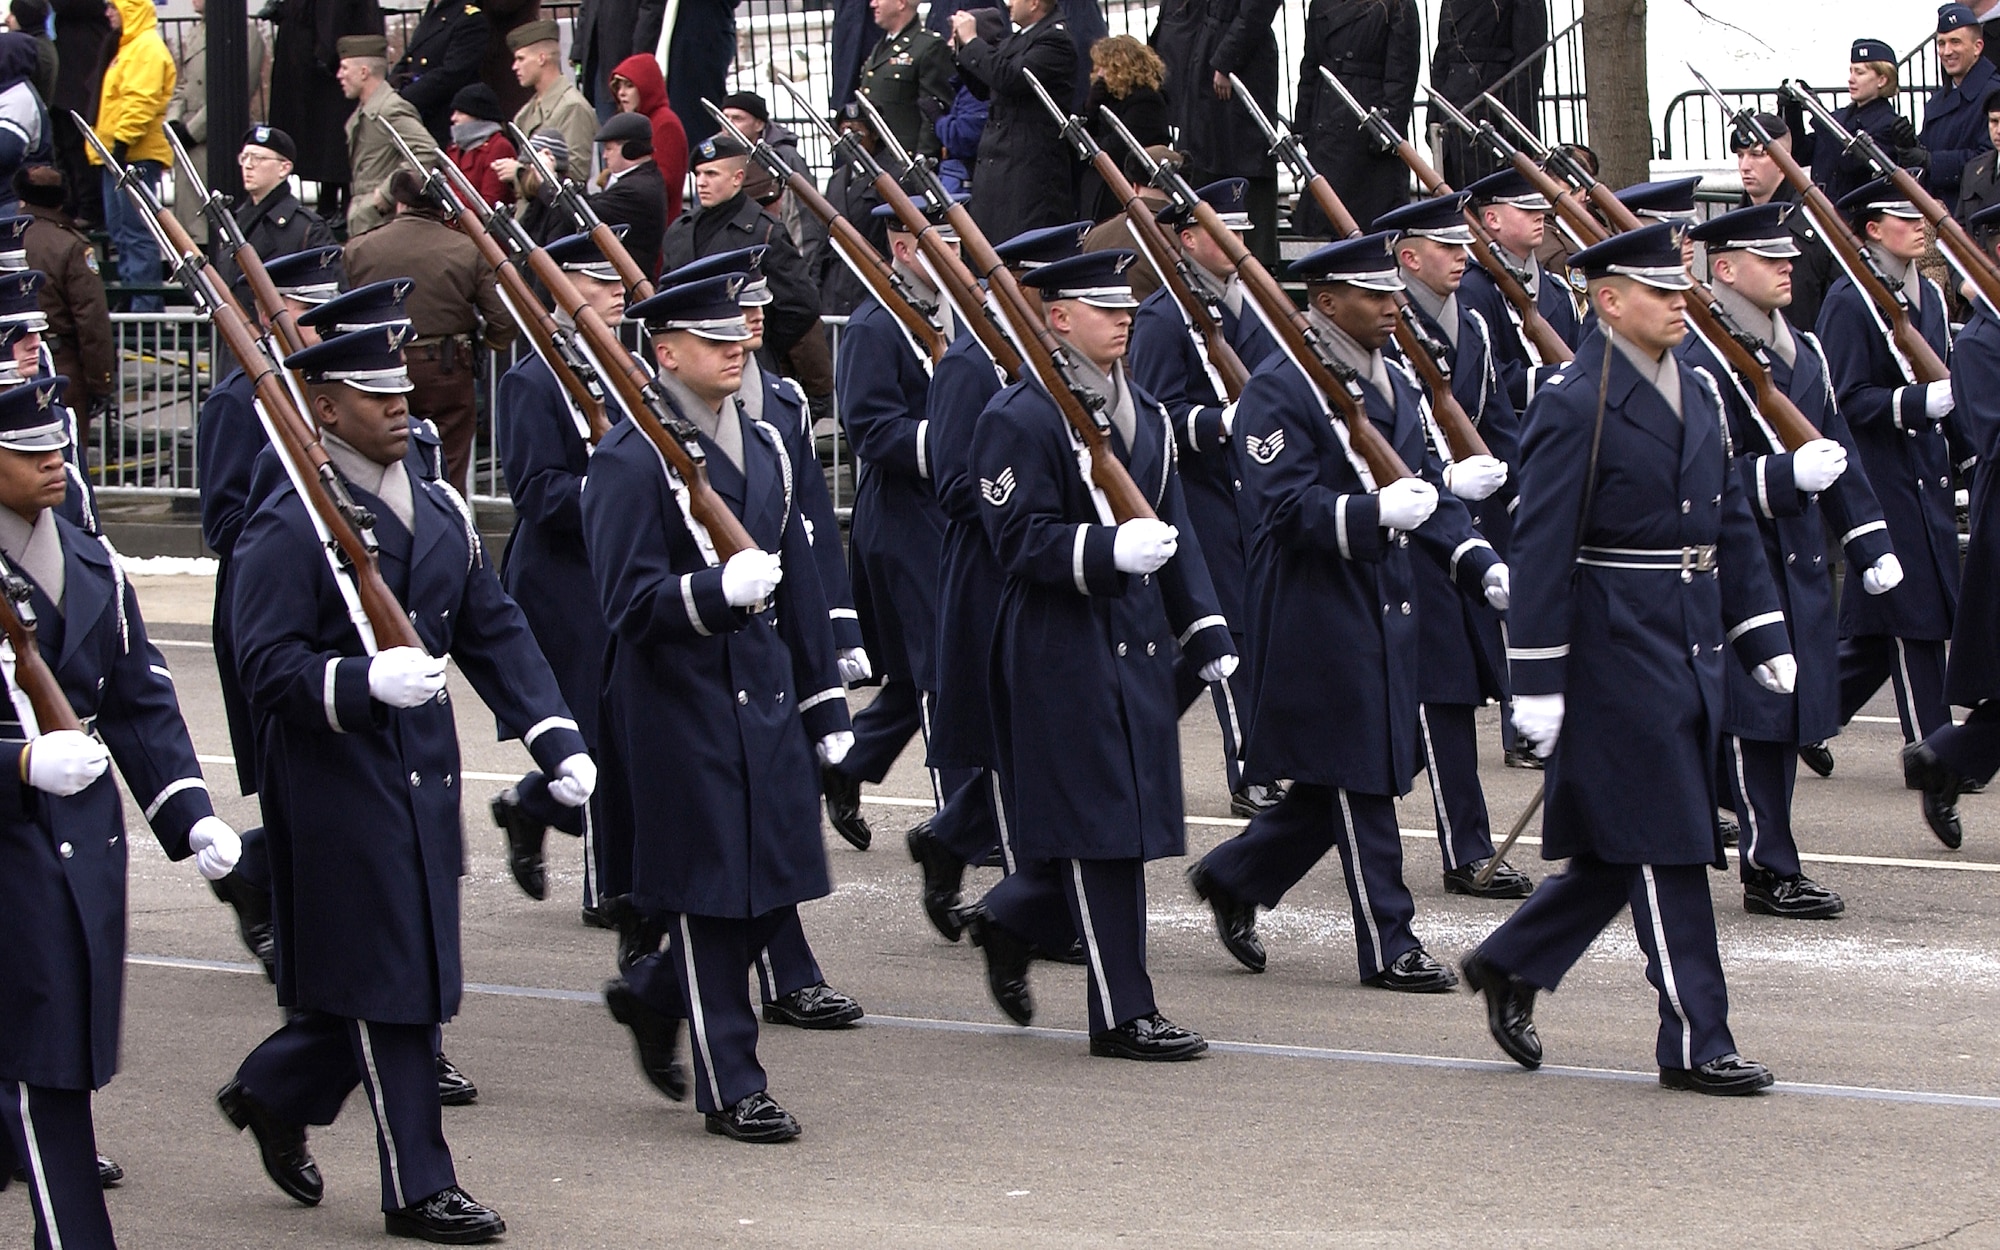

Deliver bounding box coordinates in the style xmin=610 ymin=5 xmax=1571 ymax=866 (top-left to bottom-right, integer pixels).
xmin=6 ymin=573 xmax=2000 ymax=1249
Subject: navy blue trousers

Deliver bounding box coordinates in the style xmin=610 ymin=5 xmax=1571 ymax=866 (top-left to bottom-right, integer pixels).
xmin=1476 ymin=856 xmax=1737 ymax=1071
xmin=1418 ymin=702 xmax=1497 ymax=871
xmin=753 ymin=909 xmax=826 ymax=1003
xmin=1929 ymin=700 xmax=2000 ymax=784
xmin=624 ymin=907 xmax=795 ymax=1113
xmin=1722 ymin=735 xmax=1803 ymax=879
xmin=1175 ymin=653 xmax=1248 ymax=793
xmin=1198 ymin=782 xmax=1419 ymax=979
xmin=1 ymin=1082 xmax=112 ymax=1249
xmin=981 ymin=856 xmax=1154 ymax=1034
xmin=928 ymin=765 xmax=1001 ymax=864
xmin=842 ymin=678 xmax=925 ymax=787
xmin=235 ymin=823 xmax=271 ymax=892
xmin=1839 ymin=634 xmax=1950 ymax=742
xmin=235 ymin=1010 xmax=455 ymax=1212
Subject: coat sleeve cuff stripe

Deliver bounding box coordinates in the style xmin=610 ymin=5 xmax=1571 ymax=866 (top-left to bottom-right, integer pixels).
xmin=1507 ymin=644 xmax=1570 ymax=661
xmin=143 ymin=776 xmax=207 ymax=822
xmin=1177 ymin=614 xmax=1227 ymax=646
xmin=830 ymin=607 xmax=859 ymax=620
xmin=1755 ymin=457 xmax=1773 ymax=518
xmin=1892 ymin=387 xmax=1907 ymax=430
xmin=681 ymin=575 xmax=713 ymax=637
xmin=523 ymin=716 xmax=579 ymax=747
xmin=1449 ymin=536 xmax=1492 ymax=579
xmin=323 ymin=659 xmax=345 ymax=734
xmin=799 ymin=687 xmax=844 ymax=712
xmin=1072 ymin=526 xmax=1091 ymax=594
xmin=915 ymin=420 xmax=930 ymax=479
xmin=1725 ymin=611 xmax=1786 ymax=644
xmin=1336 ymin=496 xmax=1352 ymax=560
xmin=1840 ymin=520 xmax=1887 ymax=545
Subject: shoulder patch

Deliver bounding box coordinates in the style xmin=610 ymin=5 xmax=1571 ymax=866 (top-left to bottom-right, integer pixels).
xmin=1244 ymin=429 xmax=1284 ymax=465
xmin=464 ymin=3 xmax=478 ymax=11
xmin=980 ymin=466 xmax=1016 ymax=507
xmin=84 ymin=250 xmax=98 ymax=274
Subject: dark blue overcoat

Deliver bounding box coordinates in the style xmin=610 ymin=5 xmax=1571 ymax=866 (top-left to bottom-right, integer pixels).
xmin=926 ymin=327 xmax=1006 ymax=771
xmin=1458 ymin=259 xmax=1580 ymax=412
xmin=1946 ymin=304 xmax=2000 ymax=706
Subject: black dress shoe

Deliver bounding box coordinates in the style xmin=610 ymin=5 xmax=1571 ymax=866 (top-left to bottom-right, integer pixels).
xmin=210 ymin=871 xmax=277 ymax=982
xmin=217 ymin=1079 xmax=322 ymax=1206
xmin=1228 ymin=782 xmax=1285 ymax=818
xmin=1503 ymin=747 xmax=1544 ymax=770
xmin=1366 ymin=947 xmax=1458 ymax=993
xmin=604 ymin=977 xmax=688 ymax=1102
xmin=1460 ymin=952 xmax=1542 ymax=1070
xmin=97 ymin=1154 xmax=122 ymax=1187
xmin=1186 ymin=861 xmax=1265 ymax=972
xmin=490 ymin=788 xmax=549 ymax=901
xmin=1443 ymin=858 xmax=1535 ymax=899
xmin=1904 ymin=742 xmax=1966 ymax=849
xmin=821 ymin=767 xmax=873 ymax=850
xmin=1742 ymin=867 xmax=1845 ymax=919
xmin=1798 ymin=741 xmax=1835 ymax=778
xmin=1718 ymin=812 xmax=1740 ymax=848
xmin=435 ymin=1052 xmax=477 ymax=1106
xmin=1659 ymin=1052 xmax=1774 ymax=1096
xmin=963 ymin=906 xmax=1034 ymax=1025
xmin=579 ymin=902 xmax=615 ymax=930
xmin=705 ymin=1090 xmax=801 ymax=1143
xmin=763 ymin=982 xmax=864 ymax=1029
xmin=906 ymin=820 xmax=967 ymax=941
xmin=1089 ymin=1012 xmax=1207 ymax=1061
xmin=384 ymin=1185 xmax=506 ymax=1243
xmin=1033 ymin=936 xmax=1088 ymax=965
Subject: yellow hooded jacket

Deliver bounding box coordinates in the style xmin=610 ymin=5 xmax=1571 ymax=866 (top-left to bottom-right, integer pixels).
xmin=89 ymin=0 xmax=176 ymax=167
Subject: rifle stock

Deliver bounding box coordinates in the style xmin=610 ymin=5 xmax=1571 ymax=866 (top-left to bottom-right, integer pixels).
xmin=0 ymin=570 xmax=81 ymax=733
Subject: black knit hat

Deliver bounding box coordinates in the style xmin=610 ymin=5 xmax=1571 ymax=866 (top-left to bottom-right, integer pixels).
xmin=450 ymin=83 xmax=505 ymax=123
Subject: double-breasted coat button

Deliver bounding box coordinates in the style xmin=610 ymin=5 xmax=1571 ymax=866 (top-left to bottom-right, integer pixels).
xmin=1146 ymin=642 xmax=1156 ymax=655
xmin=59 ymin=841 xmax=72 ymax=858
xmin=409 ymin=772 xmax=422 ymax=786
xmin=1400 ymin=601 xmax=1411 ymax=614
xmin=736 ymin=691 xmax=748 ymax=704
xmin=1681 ymin=500 xmax=1691 ymax=513
xmin=1116 ymin=642 xmax=1128 ymax=656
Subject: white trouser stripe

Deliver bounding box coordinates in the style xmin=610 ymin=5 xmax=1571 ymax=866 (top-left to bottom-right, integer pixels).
xmin=1640 ymin=866 xmax=1694 ymax=1070
xmin=1069 ymin=860 xmax=1118 ymax=1028
xmin=1218 ymin=679 xmax=1243 ymax=765
xmin=1418 ymin=706 xmax=1457 ymax=870
xmin=678 ymin=916 xmax=725 ymax=1109
xmin=1335 ymin=789 xmax=1385 ymax=974
xmin=990 ymin=771 xmax=1015 ymax=875
xmin=18 ymin=1086 xmax=63 ymax=1250
xmin=1726 ymin=736 xmax=1763 ymax=872
xmin=919 ymin=692 xmax=942 ymax=811
xmin=356 ymin=1022 xmax=406 ymax=1210
xmin=758 ymin=947 xmax=777 ymax=1001
xmin=582 ymin=806 xmax=598 ymax=908
xmin=1893 ymin=637 xmax=1920 ymax=742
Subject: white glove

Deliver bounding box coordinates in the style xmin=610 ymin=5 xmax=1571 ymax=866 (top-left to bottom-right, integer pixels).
xmin=837 ymin=647 xmax=873 ymax=685
xmin=188 ymin=816 xmax=242 ymax=882
xmin=816 ymin=731 xmax=854 ymax=768
xmin=25 ymin=729 xmax=109 ymax=796
xmin=1111 ymin=519 xmax=1179 ymax=574
xmin=1790 ymin=439 xmax=1848 ymax=493
xmin=367 ymin=646 xmax=448 ymax=709
xmin=1483 ymin=564 xmax=1511 ymax=610
xmin=721 ymin=549 xmax=783 ymax=608
xmin=1925 ymin=380 xmax=1956 ymax=421
xmin=1218 ymin=401 xmax=1237 ymax=435
xmin=1753 ymin=653 xmax=1798 ymax=695
xmin=1443 ymin=454 xmax=1509 ymax=502
xmin=1512 ymin=692 xmax=1564 ymax=758
xmin=1198 ymin=654 xmax=1239 ymax=683
xmin=1861 ymin=553 xmax=1904 ymax=595
xmin=1376 ymin=476 xmax=1439 ymax=532
xmin=548 ymin=753 xmax=597 ymax=807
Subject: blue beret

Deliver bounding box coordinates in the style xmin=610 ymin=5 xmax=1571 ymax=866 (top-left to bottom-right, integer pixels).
xmin=0 ymin=375 xmax=68 ymax=452
xmin=691 ymin=135 xmax=749 ymax=168
xmin=1288 ymin=231 xmax=1406 ymax=290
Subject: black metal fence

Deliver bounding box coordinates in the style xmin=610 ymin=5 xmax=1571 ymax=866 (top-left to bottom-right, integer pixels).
xmin=1658 ymin=34 xmax=1943 ymax=162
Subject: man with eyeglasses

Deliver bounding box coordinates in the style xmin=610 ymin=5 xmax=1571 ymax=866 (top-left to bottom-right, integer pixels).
xmin=210 ymin=124 xmax=335 ymax=293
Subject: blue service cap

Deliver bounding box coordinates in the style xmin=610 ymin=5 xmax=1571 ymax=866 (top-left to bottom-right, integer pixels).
xmin=284 ymin=325 xmax=416 ymax=394
xmin=0 ymin=375 xmax=69 ymax=452
xmin=661 ymin=246 xmax=771 ymax=306
xmin=1939 ymin=3 xmax=1979 ymax=34
xmin=262 ymin=246 xmax=345 ymax=304
xmin=1567 ymin=221 xmax=1692 ymax=290
xmin=627 ymin=275 xmax=753 ymax=341
xmin=1158 ymin=178 xmax=1252 ymax=231
xmin=546 ymin=227 xmax=628 ymax=283
xmin=1836 ymin=172 xmax=1925 ymax=221
xmin=993 ymin=221 xmax=1092 ymax=270
xmin=1968 ymin=201 xmax=2000 ymax=229
xmin=0 ymin=269 xmax=47 ymax=331
xmin=1687 ymin=202 xmax=1801 ymax=258
xmin=1288 ymin=231 xmax=1406 ymax=291
xmin=1464 ymin=167 xmax=1551 ymax=212
xmin=1021 ymin=249 xmax=1141 ymax=308
xmin=1615 ymin=176 xmax=1701 ymax=222
xmin=297 ymin=279 xmax=413 ymax=336
xmin=1851 ymin=37 xmax=1897 ymax=62
xmin=0 ymin=216 xmax=30 ymax=272
xmin=1372 ymin=192 xmax=1475 ymax=244
xmin=869 ymin=193 xmax=967 ymax=241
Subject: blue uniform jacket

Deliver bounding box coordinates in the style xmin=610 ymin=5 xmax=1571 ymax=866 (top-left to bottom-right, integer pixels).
xmin=0 ymin=515 xmax=217 ymax=1090
xmin=835 ymin=296 xmax=946 ymax=688
xmin=759 ymin=364 xmax=864 ymax=652
xmin=582 ymin=402 xmax=851 ymax=918
xmin=1678 ymin=324 xmax=1894 ymax=744
xmin=925 ymin=327 xmax=1006 ymax=771
xmin=1816 ymin=270 xmax=1962 ymax=640
xmin=1922 ymin=57 xmax=1998 ymax=206
xmin=197 ymin=367 xmax=265 ymax=791
xmin=972 ymin=371 xmax=1232 ymax=861
xmin=1234 ymin=349 xmax=1499 ymax=793
xmin=1508 ymin=331 xmax=1788 ymax=866
xmin=1946 ymin=305 xmax=2000 ymax=706
xmin=1458 ymin=258 xmax=1581 ymax=413
xmin=231 ymin=466 xmax=586 ymax=1025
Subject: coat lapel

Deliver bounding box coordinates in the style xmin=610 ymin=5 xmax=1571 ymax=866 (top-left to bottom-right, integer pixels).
xmin=55 ymin=531 xmax=108 ymax=671
xmin=1677 ymin=359 xmax=1715 ymax=481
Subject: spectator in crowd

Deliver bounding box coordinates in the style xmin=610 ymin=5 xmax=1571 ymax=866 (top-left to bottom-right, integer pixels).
xmin=831 ymin=0 xmax=875 ymax=110
xmin=609 ymin=51 xmax=686 ymax=220
xmin=445 ymin=82 xmax=516 ymax=207
xmin=1058 ymin=0 xmax=1107 ymax=112
xmin=0 ymin=31 xmax=49 ymax=215
xmin=720 ymin=91 xmax=820 ymax=279
xmin=210 ymin=124 xmax=336 ymax=292
xmin=50 ymin=0 xmax=111 ymax=228
xmin=659 ymin=0 xmax=736 ymax=146
xmin=949 ymin=0 xmax=1076 ymax=244
xmin=167 ymin=0 xmax=269 ymax=244
xmin=589 ymin=111 xmax=664 ymax=279
xmin=1428 ymin=0 xmax=1545 ymax=186
xmin=574 ymin=0 xmax=662 ymax=122
xmin=335 ymin=32 xmax=436 ymax=237
xmin=392 ymin=0 xmax=492 ymax=145
xmin=476 ymin=0 xmax=538 ymax=117
xmin=1730 ymin=116 xmax=1834 ymax=330
xmin=15 ymin=164 xmax=112 ymax=428
xmin=856 ymin=0 xmax=952 ymax=159
xmin=263 ymin=0 xmax=384 ymax=226
xmin=88 ymin=0 xmax=175 ymax=312
xmin=1960 ymin=91 xmax=2000 ymax=241
xmin=1795 ymin=39 xmax=1924 ymax=208
xmin=1149 ymin=0 xmax=1281 ymax=267
xmin=1077 ymin=34 xmax=1168 ymax=222
xmin=496 ymin=19 xmax=596 ymax=209
xmin=1923 ymin=5 xmax=1994 ymax=206
xmin=934 ymin=6 xmax=1004 ymax=196
xmin=819 ymin=101 xmax=888 ymax=313
xmin=5 ymin=0 xmax=56 ymax=106
xmin=512 ymin=126 xmax=571 ymax=242
xmin=1291 ymin=0 xmax=1420 ymax=238
xmin=1080 ymin=144 xmax=1171 ymax=301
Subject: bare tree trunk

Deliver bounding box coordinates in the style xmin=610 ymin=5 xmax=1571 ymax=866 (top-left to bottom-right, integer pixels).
xmin=1583 ymin=0 xmax=1652 ymax=188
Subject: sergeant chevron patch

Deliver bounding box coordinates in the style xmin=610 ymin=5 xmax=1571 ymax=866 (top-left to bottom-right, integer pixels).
xmin=1245 ymin=430 xmax=1285 ymax=465
xmin=980 ymin=467 xmax=1017 ymax=507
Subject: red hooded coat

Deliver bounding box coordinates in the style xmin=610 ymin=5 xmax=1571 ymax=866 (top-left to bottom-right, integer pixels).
xmin=610 ymin=53 xmax=687 ymax=222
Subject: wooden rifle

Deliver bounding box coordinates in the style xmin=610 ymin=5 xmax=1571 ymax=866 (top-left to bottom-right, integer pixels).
xmin=505 ymin=122 xmax=656 ymax=300
xmin=0 ymin=554 xmax=81 ymax=733
xmin=1022 ymin=69 xmax=1247 ymax=402
xmin=162 ymin=121 xmax=316 ymax=355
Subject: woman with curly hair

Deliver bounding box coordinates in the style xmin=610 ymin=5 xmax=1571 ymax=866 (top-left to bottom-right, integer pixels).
xmin=1080 ymin=34 xmax=1171 ymax=222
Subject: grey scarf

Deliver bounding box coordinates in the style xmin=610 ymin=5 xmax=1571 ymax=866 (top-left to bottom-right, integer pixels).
xmin=1402 ymin=276 xmax=1459 ymax=349
xmin=450 ymin=119 xmax=501 ymax=151
xmin=1066 ymin=351 xmax=1136 ymax=451
xmin=1710 ymin=279 xmax=1797 ymax=367
xmin=1308 ymin=307 xmax=1392 ymax=405
xmin=1609 ymin=326 xmax=1682 ymax=420
xmin=321 ymin=428 xmax=415 ymax=533
xmin=0 ymin=504 xmax=62 ymax=611
xmin=657 ymin=366 xmax=744 ymax=472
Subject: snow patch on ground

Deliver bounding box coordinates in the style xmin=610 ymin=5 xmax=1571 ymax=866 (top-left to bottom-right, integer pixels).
xmin=120 ymin=555 xmax=218 ymax=577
